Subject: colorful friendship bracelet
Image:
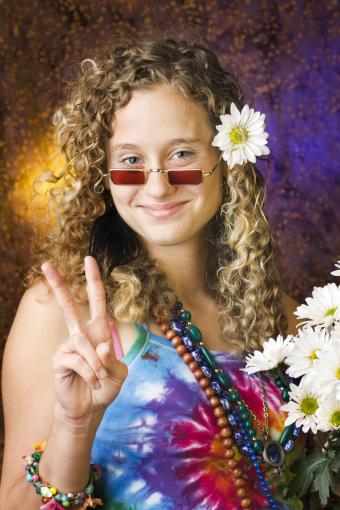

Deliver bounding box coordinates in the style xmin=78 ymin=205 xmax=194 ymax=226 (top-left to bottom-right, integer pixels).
xmin=23 ymin=441 xmax=103 ymax=509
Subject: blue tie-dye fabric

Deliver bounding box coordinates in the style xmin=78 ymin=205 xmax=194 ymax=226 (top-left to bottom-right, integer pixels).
xmin=90 ymin=323 xmax=302 ymax=510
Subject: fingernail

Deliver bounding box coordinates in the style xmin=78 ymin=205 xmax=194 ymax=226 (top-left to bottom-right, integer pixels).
xmin=101 ymin=340 xmax=111 ymax=354
xmin=41 ymin=262 xmax=52 ymax=276
xmin=98 ymin=367 xmax=108 ymax=380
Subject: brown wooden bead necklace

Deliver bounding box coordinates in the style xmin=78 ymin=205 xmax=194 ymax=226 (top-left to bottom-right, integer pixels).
xmin=156 ymin=305 xmax=279 ymax=510
xmin=157 ymin=319 xmax=256 ymax=509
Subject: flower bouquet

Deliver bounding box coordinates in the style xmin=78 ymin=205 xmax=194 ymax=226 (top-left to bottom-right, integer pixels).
xmin=243 ymin=261 xmax=340 ymax=509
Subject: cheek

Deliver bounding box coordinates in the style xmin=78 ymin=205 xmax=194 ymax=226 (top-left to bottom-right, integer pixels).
xmin=109 ymin=186 xmax=136 ymax=207
xmin=202 ymin=176 xmax=223 ymax=213
xmin=109 ymin=187 xmax=144 ymax=232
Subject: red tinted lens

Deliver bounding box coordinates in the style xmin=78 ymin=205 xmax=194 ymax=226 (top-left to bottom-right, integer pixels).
xmin=168 ymin=170 xmax=202 ymax=185
xmin=109 ymin=170 xmax=145 ymax=185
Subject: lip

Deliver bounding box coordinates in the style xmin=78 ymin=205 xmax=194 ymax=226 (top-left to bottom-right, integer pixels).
xmin=140 ymin=201 xmax=188 ymax=218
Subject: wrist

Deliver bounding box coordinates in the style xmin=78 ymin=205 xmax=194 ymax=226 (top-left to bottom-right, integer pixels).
xmin=53 ymin=402 xmax=104 ymax=436
xmin=23 ymin=444 xmax=102 ymax=508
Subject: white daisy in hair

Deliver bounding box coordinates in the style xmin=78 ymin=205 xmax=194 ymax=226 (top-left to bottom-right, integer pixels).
xmin=243 ymin=334 xmax=295 ymax=374
xmin=294 ymin=282 xmax=340 ymax=329
xmin=212 ymin=102 xmax=270 ymax=169
xmin=331 ymin=260 xmax=340 ymax=277
xmin=316 ymin=390 xmax=340 ymax=432
xmin=281 ymin=379 xmax=323 ymax=434
xmin=285 ymin=326 xmax=332 ymax=379
xmin=312 ymin=339 xmax=340 ymax=396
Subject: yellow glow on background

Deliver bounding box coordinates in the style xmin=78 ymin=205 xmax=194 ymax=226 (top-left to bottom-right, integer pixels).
xmin=8 ymin=134 xmax=67 ymax=228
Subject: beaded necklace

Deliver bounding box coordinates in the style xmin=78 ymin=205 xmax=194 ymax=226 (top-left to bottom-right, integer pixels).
xmin=156 ymin=300 xmax=303 ymax=510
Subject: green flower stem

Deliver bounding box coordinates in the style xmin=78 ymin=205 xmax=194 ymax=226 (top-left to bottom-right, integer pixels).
xmin=276 ymin=367 xmax=291 ymax=389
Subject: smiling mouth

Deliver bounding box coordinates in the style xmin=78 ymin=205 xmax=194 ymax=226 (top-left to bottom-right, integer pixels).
xmin=140 ymin=201 xmax=188 ymax=218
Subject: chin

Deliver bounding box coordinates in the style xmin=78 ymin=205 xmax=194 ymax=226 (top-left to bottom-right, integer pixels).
xmin=142 ymin=227 xmax=203 ymax=247
xmin=145 ymin=235 xmax=186 ymax=246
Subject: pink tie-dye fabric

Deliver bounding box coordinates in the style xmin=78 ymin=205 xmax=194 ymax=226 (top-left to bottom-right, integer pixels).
xmin=91 ymin=323 xmax=303 ymax=509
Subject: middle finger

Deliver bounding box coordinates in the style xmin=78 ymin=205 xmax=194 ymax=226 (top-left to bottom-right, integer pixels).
xmin=85 ymin=256 xmax=108 ymax=321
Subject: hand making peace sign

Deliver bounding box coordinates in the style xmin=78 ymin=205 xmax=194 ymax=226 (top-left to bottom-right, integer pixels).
xmin=41 ymin=256 xmax=128 ymax=422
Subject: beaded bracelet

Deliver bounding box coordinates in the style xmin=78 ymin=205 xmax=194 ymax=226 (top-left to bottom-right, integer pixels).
xmin=23 ymin=440 xmax=103 ymax=509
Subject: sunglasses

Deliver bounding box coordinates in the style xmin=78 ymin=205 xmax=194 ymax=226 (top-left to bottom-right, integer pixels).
xmin=106 ymin=156 xmax=222 ymax=186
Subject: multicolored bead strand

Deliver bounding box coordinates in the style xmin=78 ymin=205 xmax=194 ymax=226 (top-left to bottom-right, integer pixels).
xmin=156 ymin=300 xmax=290 ymax=510
xmin=159 ymin=320 xmax=252 ymax=509
xmin=23 ymin=442 xmax=103 ymax=509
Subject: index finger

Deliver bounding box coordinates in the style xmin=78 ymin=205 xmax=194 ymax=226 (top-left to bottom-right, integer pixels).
xmin=41 ymin=261 xmax=83 ymax=335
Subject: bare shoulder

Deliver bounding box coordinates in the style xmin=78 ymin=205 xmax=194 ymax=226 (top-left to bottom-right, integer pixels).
xmin=11 ymin=278 xmax=90 ymax=332
xmin=2 ymin=279 xmax=89 ymax=371
xmin=2 ymin=280 xmax=69 ymax=388
xmin=281 ymin=290 xmax=300 ymax=336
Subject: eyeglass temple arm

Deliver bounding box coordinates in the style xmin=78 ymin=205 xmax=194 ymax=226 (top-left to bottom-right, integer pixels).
xmin=202 ymin=154 xmax=223 ymax=177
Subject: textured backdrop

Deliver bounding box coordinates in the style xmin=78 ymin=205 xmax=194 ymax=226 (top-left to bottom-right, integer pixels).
xmin=0 ymin=0 xmax=339 ymax=470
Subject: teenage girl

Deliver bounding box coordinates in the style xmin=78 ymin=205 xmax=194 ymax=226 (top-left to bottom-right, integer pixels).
xmin=0 ymin=38 xmax=300 ymax=510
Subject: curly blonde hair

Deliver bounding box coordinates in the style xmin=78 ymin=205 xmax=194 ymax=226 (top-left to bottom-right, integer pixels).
xmin=26 ymin=36 xmax=287 ymax=353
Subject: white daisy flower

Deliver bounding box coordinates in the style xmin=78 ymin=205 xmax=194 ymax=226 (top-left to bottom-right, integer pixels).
xmin=280 ymin=379 xmax=323 ymax=434
xmin=243 ymin=335 xmax=295 ymax=374
xmin=312 ymin=339 xmax=340 ymax=396
xmin=330 ymin=321 xmax=340 ymax=342
xmin=212 ymin=103 xmax=270 ymax=169
xmin=294 ymin=282 xmax=340 ymax=329
xmin=331 ymin=260 xmax=340 ymax=277
xmin=316 ymin=391 xmax=340 ymax=431
xmin=285 ymin=326 xmax=331 ymax=379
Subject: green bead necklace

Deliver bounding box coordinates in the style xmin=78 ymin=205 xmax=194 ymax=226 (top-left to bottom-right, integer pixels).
xmin=169 ymin=301 xmax=301 ymax=469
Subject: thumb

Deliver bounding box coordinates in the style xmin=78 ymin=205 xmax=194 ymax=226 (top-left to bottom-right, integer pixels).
xmin=96 ymin=341 xmax=128 ymax=383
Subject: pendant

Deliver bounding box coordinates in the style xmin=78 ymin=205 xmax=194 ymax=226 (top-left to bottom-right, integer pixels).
xmin=262 ymin=440 xmax=285 ymax=468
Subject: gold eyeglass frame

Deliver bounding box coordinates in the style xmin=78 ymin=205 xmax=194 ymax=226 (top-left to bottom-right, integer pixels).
xmin=105 ymin=154 xmax=223 ymax=185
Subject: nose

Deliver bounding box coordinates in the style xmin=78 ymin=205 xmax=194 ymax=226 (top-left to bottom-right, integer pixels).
xmin=143 ymin=169 xmax=175 ymax=197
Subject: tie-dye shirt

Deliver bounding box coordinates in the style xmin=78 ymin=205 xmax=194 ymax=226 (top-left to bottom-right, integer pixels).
xmin=91 ymin=322 xmax=303 ymax=510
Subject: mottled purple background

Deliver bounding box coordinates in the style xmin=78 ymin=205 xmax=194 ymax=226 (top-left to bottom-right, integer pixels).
xmin=0 ymin=0 xmax=339 ymax=464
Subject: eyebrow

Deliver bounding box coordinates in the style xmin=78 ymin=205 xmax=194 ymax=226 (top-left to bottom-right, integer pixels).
xmin=109 ymin=137 xmax=204 ymax=152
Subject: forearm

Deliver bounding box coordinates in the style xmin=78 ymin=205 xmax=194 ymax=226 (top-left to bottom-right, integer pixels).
xmin=39 ymin=404 xmax=103 ymax=492
xmin=4 ymin=404 xmax=104 ymax=510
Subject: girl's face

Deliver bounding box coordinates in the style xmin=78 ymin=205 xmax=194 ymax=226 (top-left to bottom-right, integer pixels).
xmin=106 ymin=83 xmax=225 ymax=250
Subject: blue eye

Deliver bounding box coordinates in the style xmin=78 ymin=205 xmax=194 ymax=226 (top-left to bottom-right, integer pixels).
xmin=174 ymin=150 xmax=194 ymax=159
xmin=120 ymin=156 xmax=142 ymax=167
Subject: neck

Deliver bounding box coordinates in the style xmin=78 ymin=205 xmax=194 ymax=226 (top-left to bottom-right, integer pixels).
xmin=143 ymin=237 xmax=211 ymax=306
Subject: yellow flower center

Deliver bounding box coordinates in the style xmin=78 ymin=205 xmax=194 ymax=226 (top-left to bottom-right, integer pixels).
xmin=324 ymin=306 xmax=337 ymax=318
xmin=300 ymin=397 xmax=319 ymax=415
xmin=330 ymin=410 xmax=340 ymax=427
xmin=309 ymin=350 xmax=319 ymax=362
xmin=230 ymin=126 xmax=248 ymax=145
xmin=336 ymin=367 xmax=340 ymax=379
